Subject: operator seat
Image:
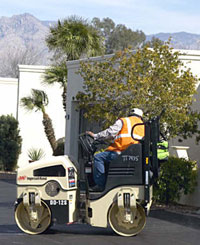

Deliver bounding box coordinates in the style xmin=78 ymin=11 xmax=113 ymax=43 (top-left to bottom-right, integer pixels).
xmin=89 ymin=143 xmax=143 ymax=200
xmin=105 ymin=143 xmax=143 ymax=189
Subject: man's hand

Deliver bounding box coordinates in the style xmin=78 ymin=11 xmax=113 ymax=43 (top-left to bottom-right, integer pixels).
xmin=86 ymin=131 xmax=95 ymax=138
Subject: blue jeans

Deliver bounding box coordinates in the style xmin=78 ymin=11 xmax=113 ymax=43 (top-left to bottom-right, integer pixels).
xmin=93 ymin=151 xmax=118 ymax=187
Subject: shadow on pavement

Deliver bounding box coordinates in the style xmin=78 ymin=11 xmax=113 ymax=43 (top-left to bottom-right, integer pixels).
xmin=47 ymin=223 xmax=115 ymax=236
xmin=0 ymin=224 xmax=21 ymax=234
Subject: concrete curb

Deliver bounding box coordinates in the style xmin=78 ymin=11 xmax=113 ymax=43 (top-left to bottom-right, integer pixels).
xmin=150 ymin=209 xmax=200 ymax=230
xmin=0 ymin=171 xmax=16 ymax=180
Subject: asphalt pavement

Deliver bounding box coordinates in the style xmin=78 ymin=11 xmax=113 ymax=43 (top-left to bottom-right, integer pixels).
xmin=0 ymin=178 xmax=199 ymax=245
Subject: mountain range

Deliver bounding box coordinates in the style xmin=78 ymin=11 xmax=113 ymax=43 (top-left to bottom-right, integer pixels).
xmin=0 ymin=13 xmax=53 ymax=71
xmin=146 ymin=32 xmax=200 ymax=50
xmin=0 ymin=13 xmax=200 ymax=76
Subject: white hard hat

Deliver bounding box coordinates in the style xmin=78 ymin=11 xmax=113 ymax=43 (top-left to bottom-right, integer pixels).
xmin=130 ymin=108 xmax=143 ymax=117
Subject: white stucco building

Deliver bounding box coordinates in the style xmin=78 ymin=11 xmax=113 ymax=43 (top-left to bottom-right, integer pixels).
xmin=0 ymin=65 xmax=66 ymax=168
xmin=0 ymin=77 xmax=18 ymax=117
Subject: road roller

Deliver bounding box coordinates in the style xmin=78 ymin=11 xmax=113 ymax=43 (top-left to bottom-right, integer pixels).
xmin=15 ymin=113 xmax=166 ymax=236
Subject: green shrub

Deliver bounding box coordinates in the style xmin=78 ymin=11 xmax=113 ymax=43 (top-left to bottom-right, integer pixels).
xmin=28 ymin=148 xmax=45 ymax=162
xmin=154 ymin=156 xmax=198 ymax=204
xmin=53 ymin=137 xmax=65 ymax=156
xmin=0 ymin=115 xmax=22 ymax=171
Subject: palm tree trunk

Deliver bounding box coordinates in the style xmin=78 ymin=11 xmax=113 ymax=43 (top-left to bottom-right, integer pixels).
xmin=42 ymin=112 xmax=57 ymax=153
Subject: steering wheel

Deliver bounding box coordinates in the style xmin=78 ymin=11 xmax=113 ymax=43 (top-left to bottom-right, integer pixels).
xmin=79 ymin=133 xmax=107 ymax=156
xmin=85 ymin=134 xmax=95 ymax=152
xmin=79 ymin=133 xmax=96 ymax=155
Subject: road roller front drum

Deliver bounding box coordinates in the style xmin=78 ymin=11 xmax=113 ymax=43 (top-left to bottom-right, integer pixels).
xmin=108 ymin=202 xmax=146 ymax=237
xmin=15 ymin=200 xmax=51 ymax=235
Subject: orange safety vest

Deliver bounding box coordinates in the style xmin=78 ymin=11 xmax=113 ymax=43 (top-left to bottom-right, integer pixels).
xmin=107 ymin=116 xmax=145 ymax=152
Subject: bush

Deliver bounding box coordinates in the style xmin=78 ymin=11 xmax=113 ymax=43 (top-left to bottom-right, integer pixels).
xmin=53 ymin=137 xmax=65 ymax=156
xmin=154 ymin=156 xmax=198 ymax=204
xmin=27 ymin=148 xmax=45 ymax=162
xmin=0 ymin=115 xmax=22 ymax=171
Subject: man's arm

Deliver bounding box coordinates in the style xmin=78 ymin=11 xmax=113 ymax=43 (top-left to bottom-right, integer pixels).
xmin=86 ymin=119 xmax=123 ymax=140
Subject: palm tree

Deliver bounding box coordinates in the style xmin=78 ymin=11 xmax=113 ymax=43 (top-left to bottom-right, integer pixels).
xmin=46 ymin=15 xmax=105 ymax=61
xmin=43 ymin=61 xmax=67 ymax=112
xmin=21 ymin=89 xmax=57 ymax=153
xmin=44 ymin=16 xmax=105 ymax=114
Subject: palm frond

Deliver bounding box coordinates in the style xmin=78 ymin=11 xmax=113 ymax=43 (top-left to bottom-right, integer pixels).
xmin=46 ymin=15 xmax=104 ymax=61
xmin=20 ymin=97 xmax=35 ymax=111
xmin=43 ymin=62 xmax=68 ymax=88
xmin=31 ymin=89 xmax=49 ymax=107
xmin=20 ymin=89 xmax=49 ymax=112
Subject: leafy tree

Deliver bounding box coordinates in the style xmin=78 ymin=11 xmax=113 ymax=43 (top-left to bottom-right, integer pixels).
xmin=178 ymin=111 xmax=200 ymax=143
xmin=21 ymin=89 xmax=57 ymax=153
xmin=154 ymin=156 xmax=198 ymax=204
xmin=144 ymin=36 xmax=164 ymax=47
xmin=92 ymin=17 xmax=115 ymax=47
xmin=76 ymin=41 xmax=199 ymax=139
xmin=0 ymin=46 xmax=44 ymax=78
xmin=46 ymin=15 xmax=105 ymax=61
xmin=53 ymin=137 xmax=65 ymax=156
xmin=0 ymin=115 xmax=22 ymax=171
xmin=92 ymin=17 xmax=145 ymax=54
xmin=43 ymin=61 xmax=68 ymax=112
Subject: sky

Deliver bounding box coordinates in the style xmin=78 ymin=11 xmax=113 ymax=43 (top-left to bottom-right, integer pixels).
xmin=0 ymin=0 xmax=200 ymax=35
